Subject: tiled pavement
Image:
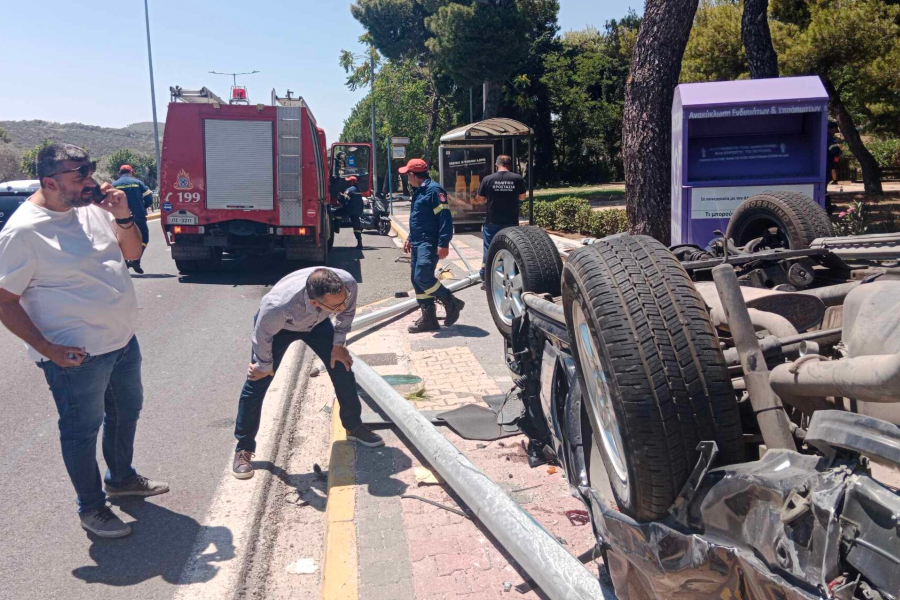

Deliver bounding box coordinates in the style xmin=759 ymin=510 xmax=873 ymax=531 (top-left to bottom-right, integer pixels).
xmin=318 ymin=230 xmax=600 ymax=600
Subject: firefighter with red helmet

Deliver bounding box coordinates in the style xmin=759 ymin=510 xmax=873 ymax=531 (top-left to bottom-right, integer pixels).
xmin=398 ymin=158 xmax=465 ymax=333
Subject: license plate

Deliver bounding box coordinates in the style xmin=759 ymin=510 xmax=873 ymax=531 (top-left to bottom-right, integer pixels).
xmin=168 ymin=215 xmax=198 ymax=225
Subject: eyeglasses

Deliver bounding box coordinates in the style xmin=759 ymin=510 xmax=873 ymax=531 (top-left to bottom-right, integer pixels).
xmin=49 ymin=161 xmax=97 ymax=180
xmin=317 ymin=293 xmax=348 ymax=311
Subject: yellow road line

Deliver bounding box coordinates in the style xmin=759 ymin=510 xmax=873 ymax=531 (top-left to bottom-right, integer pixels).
xmin=320 ymin=401 xmax=359 ymax=600
xmin=390 ymin=217 xmax=409 ymax=243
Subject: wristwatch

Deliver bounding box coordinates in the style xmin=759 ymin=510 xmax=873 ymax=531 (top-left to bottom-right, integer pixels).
xmin=115 ymin=213 xmax=135 ymax=226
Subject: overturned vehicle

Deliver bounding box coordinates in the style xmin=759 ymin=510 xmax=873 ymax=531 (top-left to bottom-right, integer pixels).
xmin=485 ymin=192 xmax=900 ymax=600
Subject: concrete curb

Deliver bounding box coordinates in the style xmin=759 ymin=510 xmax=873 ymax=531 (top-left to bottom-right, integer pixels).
xmin=320 ymin=397 xmax=359 ymax=599
xmin=146 ymin=212 xmax=160 ymax=222
xmin=171 ymin=341 xmax=308 ymax=599
xmin=390 ymin=217 xmax=409 ymax=243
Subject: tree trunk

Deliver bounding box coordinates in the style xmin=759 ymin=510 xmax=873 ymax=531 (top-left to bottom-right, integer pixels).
xmin=623 ymin=0 xmax=700 ymax=244
xmin=482 ymin=81 xmax=502 ymax=120
xmin=742 ymin=0 xmax=779 ymax=79
xmin=423 ymin=73 xmax=440 ymax=165
xmin=822 ymin=77 xmax=883 ymax=196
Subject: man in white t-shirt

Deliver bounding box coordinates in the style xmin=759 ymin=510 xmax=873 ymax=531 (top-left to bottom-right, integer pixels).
xmin=0 ymin=144 xmax=169 ymax=539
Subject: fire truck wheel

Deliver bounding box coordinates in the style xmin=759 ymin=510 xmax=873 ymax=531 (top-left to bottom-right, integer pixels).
xmin=486 ymin=226 xmax=563 ymax=339
xmin=562 ymin=234 xmax=743 ymax=521
xmin=175 ymin=260 xmax=199 ymax=274
xmin=726 ymin=191 xmax=834 ymax=250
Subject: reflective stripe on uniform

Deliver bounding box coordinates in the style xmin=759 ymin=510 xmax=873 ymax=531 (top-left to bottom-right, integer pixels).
xmin=142 ymin=189 xmax=153 ymax=197
xmin=424 ymin=280 xmax=442 ymax=295
xmin=416 ymin=293 xmax=432 ymax=300
xmin=433 ymin=204 xmax=448 ymax=215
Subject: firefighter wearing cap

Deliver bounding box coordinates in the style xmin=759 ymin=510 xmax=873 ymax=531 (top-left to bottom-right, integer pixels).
xmin=340 ymin=176 xmax=364 ymax=249
xmin=399 ymin=158 xmax=465 ymax=333
xmin=112 ymin=165 xmax=154 ymax=274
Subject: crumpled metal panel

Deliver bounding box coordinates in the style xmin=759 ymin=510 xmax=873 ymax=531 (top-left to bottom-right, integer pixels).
xmin=590 ymin=450 xmax=856 ymax=600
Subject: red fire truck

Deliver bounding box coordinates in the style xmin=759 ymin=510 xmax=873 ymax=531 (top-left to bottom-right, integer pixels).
xmin=159 ymin=86 xmax=373 ymax=272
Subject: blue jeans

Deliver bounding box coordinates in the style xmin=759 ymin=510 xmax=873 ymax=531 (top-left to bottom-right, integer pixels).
xmin=234 ymin=318 xmax=362 ymax=453
xmin=38 ymin=336 xmax=143 ymax=514
xmin=481 ymin=223 xmax=513 ymax=279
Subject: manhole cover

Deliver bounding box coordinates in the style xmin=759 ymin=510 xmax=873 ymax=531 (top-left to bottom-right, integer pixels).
xmin=382 ymin=374 xmax=422 ymax=386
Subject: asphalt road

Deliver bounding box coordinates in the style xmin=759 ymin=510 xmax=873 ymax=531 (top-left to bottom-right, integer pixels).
xmin=0 ymin=221 xmax=407 ymax=600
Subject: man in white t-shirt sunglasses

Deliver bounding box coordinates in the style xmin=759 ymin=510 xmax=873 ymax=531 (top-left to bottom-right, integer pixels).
xmin=0 ymin=144 xmax=169 ymax=539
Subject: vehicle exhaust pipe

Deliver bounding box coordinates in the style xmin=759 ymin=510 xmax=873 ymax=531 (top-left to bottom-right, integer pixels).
xmin=770 ymin=353 xmax=900 ymax=404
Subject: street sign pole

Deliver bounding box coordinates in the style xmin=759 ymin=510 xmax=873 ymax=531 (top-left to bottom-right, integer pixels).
xmin=143 ymin=0 xmax=161 ymax=192
xmin=386 ymin=135 xmax=393 ymax=215
xmin=370 ymin=51 xmax=378 ymax=198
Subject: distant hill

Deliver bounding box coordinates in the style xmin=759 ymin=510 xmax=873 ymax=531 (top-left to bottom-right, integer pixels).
xmin=0 ymin=120 xmax=163 ymax=159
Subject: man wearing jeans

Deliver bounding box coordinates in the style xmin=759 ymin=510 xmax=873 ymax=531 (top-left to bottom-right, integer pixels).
xmin=232 ymin=267 xmax=383 ymax=480
xmin=476 ymin=155 xmax=526 ymax=282
xmin=0 ymin=144 xmax=168 ymax=539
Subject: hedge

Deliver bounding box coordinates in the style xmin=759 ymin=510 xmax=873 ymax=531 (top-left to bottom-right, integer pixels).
xmin=526 ymin=196 xmax=628 ymax=238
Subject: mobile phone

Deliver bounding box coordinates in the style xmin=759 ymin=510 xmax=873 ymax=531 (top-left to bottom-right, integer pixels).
xmin=91 ymin=186 xmax=107 ymax=204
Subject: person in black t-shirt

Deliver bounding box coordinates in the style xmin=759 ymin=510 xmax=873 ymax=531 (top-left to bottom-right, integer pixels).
xmin=476 ymin=155 xmax=526 ymax=280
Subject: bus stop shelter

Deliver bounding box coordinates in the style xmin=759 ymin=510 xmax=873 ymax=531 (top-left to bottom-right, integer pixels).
xmin=439 ymin=118 xmax=535 ymax=225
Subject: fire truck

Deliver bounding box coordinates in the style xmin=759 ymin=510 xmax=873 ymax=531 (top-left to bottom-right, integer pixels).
xmin=159 ymin=85 xmax=373 ymax=272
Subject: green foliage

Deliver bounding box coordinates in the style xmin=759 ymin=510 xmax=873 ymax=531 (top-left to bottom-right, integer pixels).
xmin=541 ymin=14 xmax=640 ymax=183
xmin=780 ymin=0 xmax=900 ymax=137
xmin=107 ymin=148 xmax=157 ymax=189
xmin=867 ymin=139 xmax=900 ymax=168
xmin=425 ymin=2 xmax=530 ymax=88
xmin=0 ymin=126 xmax=10 ymax=144
xmin=340 ymin=59 xmax=462 ymax=181
xmin=20 ymin=139 xmax=53 ymax=178
xmin=0 ymin=145 xmax=24 ymax=182
xmin=530 ymin=197 xmax=628 ymax=237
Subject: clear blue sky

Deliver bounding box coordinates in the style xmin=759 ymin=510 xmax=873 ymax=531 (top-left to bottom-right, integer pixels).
xmin=0 ymin=0 xmax=638 ymax=144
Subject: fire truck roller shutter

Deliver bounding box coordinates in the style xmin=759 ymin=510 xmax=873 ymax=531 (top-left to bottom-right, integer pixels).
xmin=204 ymin=119 xmax=275 ymax=211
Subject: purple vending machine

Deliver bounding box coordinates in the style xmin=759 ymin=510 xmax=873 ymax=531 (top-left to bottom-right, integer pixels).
xmin=671 ymin=76 xmax=829 ymax=248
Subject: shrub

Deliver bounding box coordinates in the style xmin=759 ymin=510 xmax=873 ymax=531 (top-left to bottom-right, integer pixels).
xmin=529 ymin=199 xmax=628 ymax=238
xmin=552 ymin=196 xmax=591 ymax=233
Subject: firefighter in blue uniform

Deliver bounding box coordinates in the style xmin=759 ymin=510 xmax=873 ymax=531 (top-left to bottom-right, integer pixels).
xmin=112 ymin=165 xmax=154 ymax=274
xmin=340 ymin=176 xmax=364 ymax=249
xmin=399 ymin=158 xmax=465 ymax=333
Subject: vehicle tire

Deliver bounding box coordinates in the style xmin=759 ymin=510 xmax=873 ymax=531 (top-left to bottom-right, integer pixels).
xmin=486 ymin=226 xmax=563 ymax=338
xmin=377 ymin=218 xmax=391 ymax=236
xmin=562 ymin=234 xmax=743 ymax=521
xmin=175 ymin=259 xmax=199 ymax=274
xmin=726 ymin=191 xmax=834 ymax=250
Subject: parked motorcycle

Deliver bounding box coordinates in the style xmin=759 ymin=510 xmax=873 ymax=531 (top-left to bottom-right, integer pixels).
xmin=328 ymin=195 xmax=391 ymax=249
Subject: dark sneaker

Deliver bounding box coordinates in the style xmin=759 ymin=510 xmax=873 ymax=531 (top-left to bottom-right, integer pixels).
xmin=132 ymin=261 xmax=145 ymax=275
xmin=105 ymin=475 xmax=169 ymax=498
xmin=347 ymin=425 xmax=385 ymax=448
xmin=443 ymin=296 xmax=465 ymax=327
xmin=408 ymin=306 xmax=440 ymax=333
xmin=80 ymin=505 xmax=132 ymax=538
xmin=232 ymin=450 xmax=255 ymax=480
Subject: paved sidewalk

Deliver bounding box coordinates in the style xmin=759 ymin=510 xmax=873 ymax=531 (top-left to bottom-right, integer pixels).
xmin=316 ymin=233 xmax=600 ymax=600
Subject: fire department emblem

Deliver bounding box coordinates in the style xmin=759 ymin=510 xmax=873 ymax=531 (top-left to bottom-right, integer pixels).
xmin=439 ymin=192 xmax=447 ymax=203
xmin=174 ymin=169 xmax=194 ymax=190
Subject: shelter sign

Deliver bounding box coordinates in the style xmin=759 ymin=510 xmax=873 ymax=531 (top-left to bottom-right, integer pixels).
xmin=439 ymin=145 xmax=494 ymax=221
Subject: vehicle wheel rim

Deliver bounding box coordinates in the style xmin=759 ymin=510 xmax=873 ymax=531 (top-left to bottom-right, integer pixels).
xmin=491 ymin=249 xmax=525 ymax=326
xmin=572 ymin=305 xmax=629 ymax=496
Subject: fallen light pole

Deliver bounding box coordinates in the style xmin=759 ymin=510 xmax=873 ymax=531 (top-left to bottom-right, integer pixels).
xmin=350 ymin=355 xmax=614 ymax=600
xmin=350 ymin=272 xmax=481 ymax=332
